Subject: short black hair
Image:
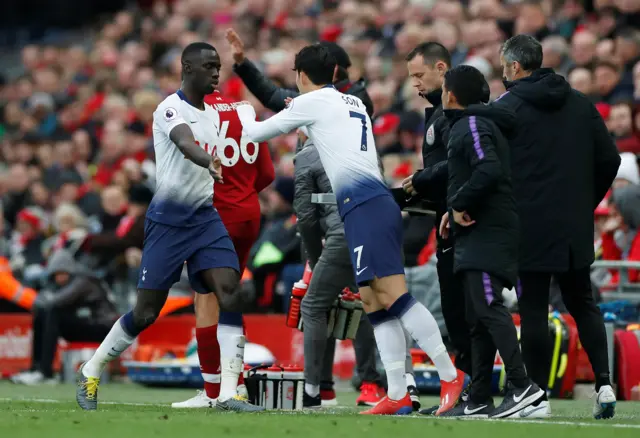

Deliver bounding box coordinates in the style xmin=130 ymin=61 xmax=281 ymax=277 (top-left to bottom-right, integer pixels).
xmin=293 ymin=44 xmax=336 ymax=86
xmin=405 ymin=42 xmax=451 ymax=67
xmin=181 ymin=42 xmax=217 ymax=64
xmin=501 ymin=34 xmax=543 ymax=72
xmin=318 ymin=41 xmax=351 ymax=69
xmin=444 ymin=65 xmax=488 ymax=107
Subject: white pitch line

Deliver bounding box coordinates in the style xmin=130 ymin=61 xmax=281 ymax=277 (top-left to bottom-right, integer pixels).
xmin=1 ymin=397 xmax=639 ymax=429
xmin=408 ymin=413 xmax=640 ymax=429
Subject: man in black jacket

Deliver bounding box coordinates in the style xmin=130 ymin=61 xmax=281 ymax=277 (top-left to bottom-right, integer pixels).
xmin=11 ymin=249 xmax=118 ymax=385
xmin=226 ymin=29 xmax=373 ymax=119
xmin=438 ymin=65 xmax=543 ymax=419
xmin=402 ymin=43 xmax=472 ymax=415
xmin=494 ymin=35 xmax=621 ymax=419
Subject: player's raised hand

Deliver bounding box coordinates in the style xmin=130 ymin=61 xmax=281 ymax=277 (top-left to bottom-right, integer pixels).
xmin=209 ymin=155 xmax=223 ymax=183
xmin=225 ymin=29 xmax=245 ymax=64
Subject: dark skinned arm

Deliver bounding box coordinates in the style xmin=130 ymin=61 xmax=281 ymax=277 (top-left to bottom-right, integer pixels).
xmin=169 ymin=124 xmax=212 ymax=169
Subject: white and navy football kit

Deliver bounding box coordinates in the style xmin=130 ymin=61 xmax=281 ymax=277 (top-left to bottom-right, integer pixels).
xmin=140 ymin=90 xmax=239 ymax=293
xmin=237 ymin=86 xmax=404 ymax=285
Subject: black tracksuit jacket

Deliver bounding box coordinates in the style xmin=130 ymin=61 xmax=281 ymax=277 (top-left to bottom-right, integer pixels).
xmin=444 ymin=104 xmax=519 ymax=287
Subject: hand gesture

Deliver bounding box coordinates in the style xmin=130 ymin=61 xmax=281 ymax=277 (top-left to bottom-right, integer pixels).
xmin=439 ymin=211 xmax=451 ymax=239
xmin=225 ymin=29 xmax=245 ymax=65
xmin=209 ymin=155 xmax=223 ymax=183
xmin=402 ymin=175 xmax=418 ymax=196
xmin=453 ymin=209 xmax=475 ymax=227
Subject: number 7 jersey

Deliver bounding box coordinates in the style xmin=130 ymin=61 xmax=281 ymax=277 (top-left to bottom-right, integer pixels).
xmin=239 ymin=86 xmax=387 ymax=218
xmin=205 ymin=92 xmax=275 ymax=223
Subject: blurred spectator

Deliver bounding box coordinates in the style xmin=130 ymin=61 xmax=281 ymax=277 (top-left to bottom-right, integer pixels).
xmin=10 ymin=249 xmax=118 ymax=385
xmin=601 ymin=184 xmax=640 ymax=284
xmin=613 ymin=152 xmax=640 ymax=189
xmin=610 ymin=102 xmax=640 ymax=153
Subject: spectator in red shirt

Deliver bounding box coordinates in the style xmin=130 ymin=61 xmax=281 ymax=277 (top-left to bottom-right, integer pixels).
xmin=610 ymin=102 xmax=640 ymax=153
xmin=601 ymin=184 xmax=640 ymax=284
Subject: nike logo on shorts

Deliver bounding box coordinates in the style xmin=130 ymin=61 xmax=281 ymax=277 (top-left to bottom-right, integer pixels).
xmin=356 ymin=267 xmax=368 ymax=276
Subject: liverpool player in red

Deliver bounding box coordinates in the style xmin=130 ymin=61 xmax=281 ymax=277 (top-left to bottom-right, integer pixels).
xmin=172 ymin=91 xmax=275 ymax=408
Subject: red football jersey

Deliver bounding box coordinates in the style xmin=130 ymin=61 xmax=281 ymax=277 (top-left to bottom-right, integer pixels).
xmin=205 ymin=92 xmax=275 ymax=224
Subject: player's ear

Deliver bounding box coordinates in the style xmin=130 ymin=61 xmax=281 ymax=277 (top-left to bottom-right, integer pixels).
xmin=436 ymin=61 xmax=447 ymax=75
xmin=332 ymin=65 xmax=338 ymax=82
xmin=183 ymin=61 xmax=192 ymax=74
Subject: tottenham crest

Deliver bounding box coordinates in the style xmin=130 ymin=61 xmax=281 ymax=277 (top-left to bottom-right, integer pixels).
xmin=164 ymin=107 xmax=178 ymax=122
xmin=426 ymin=123 xmax=435 ymax=145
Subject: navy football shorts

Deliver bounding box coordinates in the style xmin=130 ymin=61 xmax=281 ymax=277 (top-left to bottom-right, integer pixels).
xmin=343 ymin=194 xmax=405 ymax=286
xmin=137 ymin=217 xmax=239 ymax=293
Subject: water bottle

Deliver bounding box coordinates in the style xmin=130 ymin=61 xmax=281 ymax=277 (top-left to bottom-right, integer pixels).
xmin=286 ymin=263 xmax=312 ymax=329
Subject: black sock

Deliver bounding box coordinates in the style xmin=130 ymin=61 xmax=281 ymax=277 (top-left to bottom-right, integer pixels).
xmin=595 ymin=373 xmax=611 ymax=392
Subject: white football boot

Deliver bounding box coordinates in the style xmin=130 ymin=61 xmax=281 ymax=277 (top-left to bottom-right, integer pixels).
xmin=593 ymin=385 xmax=616 ymax=420
xmin=171 ymin=390 xmax=216 ymax=408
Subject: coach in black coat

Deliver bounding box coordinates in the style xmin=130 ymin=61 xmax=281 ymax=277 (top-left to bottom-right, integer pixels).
xmin=493 ymin=35 xmax=620 ymax=407
xmin=494 ymin=72 xmax=619 ymax=273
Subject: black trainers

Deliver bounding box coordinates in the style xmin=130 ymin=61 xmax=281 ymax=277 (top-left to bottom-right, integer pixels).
xmin=437 ymin=399 xmax=494 ymax=418
xmin=490 ymin=381 xmax=545 ymax=419
xmin=303 ymin=391 xmax=321 ymax=408
xmin=407 ymin=385 xmax=420 ymax=411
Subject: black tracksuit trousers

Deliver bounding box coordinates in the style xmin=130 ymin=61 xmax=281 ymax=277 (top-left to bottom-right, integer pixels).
xmin=461 ymin=271 xmax=528 ymax=403
xmin=518 ymin=266 xmax=611 ymax=391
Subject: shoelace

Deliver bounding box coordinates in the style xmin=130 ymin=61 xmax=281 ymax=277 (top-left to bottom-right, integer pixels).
xmin=83 ymin=377 xmax=100 ymax=400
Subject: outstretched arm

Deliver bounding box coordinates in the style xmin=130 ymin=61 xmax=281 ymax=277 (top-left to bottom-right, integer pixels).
xmin=237 ymin=97 xmax=314 ymax=142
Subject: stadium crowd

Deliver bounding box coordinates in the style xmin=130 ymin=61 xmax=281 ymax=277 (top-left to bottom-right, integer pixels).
xmin=0 ymin=0 xmax=640 ymax=317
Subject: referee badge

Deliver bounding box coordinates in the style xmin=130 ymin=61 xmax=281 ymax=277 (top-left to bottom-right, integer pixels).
xmin=426 ymin=123 xmax=435 ymax=145
xmin=164 ymin=107 xmax=178 ymax=122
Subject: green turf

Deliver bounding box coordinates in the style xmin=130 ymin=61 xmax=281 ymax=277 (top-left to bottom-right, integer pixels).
xmin=0 ymin=382 xmax=639 ymax=438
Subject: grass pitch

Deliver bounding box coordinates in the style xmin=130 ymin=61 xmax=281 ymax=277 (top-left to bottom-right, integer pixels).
xmin=0 ymin=382 xmax=639 ymax=438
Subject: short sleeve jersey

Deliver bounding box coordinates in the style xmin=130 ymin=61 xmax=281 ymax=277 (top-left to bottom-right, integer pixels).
xmin=265 ymin=86 xmax=387 ymax=217
xmin=147 ymin=90 xmax=221 ymax=227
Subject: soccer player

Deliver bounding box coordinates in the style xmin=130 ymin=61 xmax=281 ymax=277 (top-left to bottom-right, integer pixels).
xmin=172 ymin=91 xmax=275 ymax=408
xmin=76 ymin=42 xmax=263 ymax=412
xmin=437 ymin=65 xmax=543 ymax=418
xmin=237 ymin=44 xmax=465 ymax=416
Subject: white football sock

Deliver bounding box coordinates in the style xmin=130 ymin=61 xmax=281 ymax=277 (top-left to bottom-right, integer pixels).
xmin=83 ymin=317 xmax=135 ymax=378
xmin=217 ymin=324 xmax=244 ymax=401
xmin=405 ymin=373 xmax=417 ymax=388
xmin=305 ymin=383 xmax=320 ymax=397
xmin=398 ymin=301 xmax=458 ymax=382
xmin=373 ymin=318 xmax=407 ymax=400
